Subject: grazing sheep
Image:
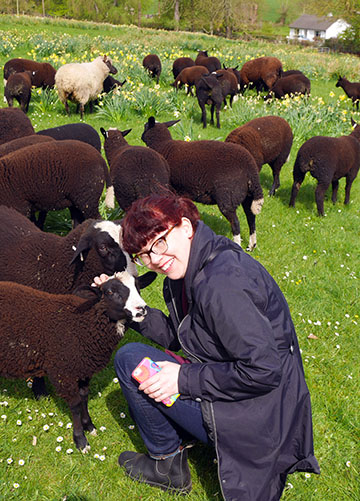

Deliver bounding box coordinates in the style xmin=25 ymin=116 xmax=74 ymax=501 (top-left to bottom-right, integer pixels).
xmin=0 ymin=205 xmax=136 ymax=294
xmin=37 ymin=123 xmax=102 ymax=152
xmin=336 ymin=75 xmax=360 ymax=110
xmin=172 ymin=57 xmax=195 ymax=79
xmin=225 ymin=116 xmax=293 ymax=195
xmin=55 ymin=55 xmax=117 ymax=119
xmin=195 ymin=73 xmax=224 ymax=128
xmin=240 ymin=56 xmax=283 ymax=92
xmin=3 ymin=58 xmax=56 ymax=89
xmin=195 ymin=50 xmax=221 ymax=73
xmin=0 ymin=139 xmax=114 ymax=229
xmin=281 ymin=70 xmax=306 ymax=78
xmin=4 ymin=71 xmax=35 ymax=113
xmin=0 ymin=270 xmax=156 ymax=452
xmin=223 ymin=64 xmax=241 ymax=87
xmin=289 ymin=120 xmax=360 ymax=215
xmin=102 ymin=75 xmax=126 ymax=93
xmin=141 ymin=116 xmax=264 ymax=249
xmin=0 ymin=107 xmax=34 ymax=145
xmin=0 ymin=134 xmax=54 ymax=158
xmin=265 ymin=73 xmax=311 ymax=100
xmin=172 ymin=65 xmax=209 ymax=96
xmin=215 ymin=68 xmax=239 ymax=107
xmin=142 ymin=54 xmax=162 ymax=84
xmin=100 ymin=127 xmax=170 ymax=211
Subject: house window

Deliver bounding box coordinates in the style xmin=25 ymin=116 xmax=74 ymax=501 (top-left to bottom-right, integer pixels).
xmin=315 ymin=30 xmax=321 ymax=37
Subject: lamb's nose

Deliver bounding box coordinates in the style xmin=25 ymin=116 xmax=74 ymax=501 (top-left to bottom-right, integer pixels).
xmin=135 ymin=306 xmax=146 ymax=318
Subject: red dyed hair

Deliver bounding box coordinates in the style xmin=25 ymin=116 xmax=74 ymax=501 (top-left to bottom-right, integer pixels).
xmin=122 ymin=194 xmax=200 ymax=254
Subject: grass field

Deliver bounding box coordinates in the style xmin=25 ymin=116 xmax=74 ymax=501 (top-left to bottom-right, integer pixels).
xmin=0 ymin=14 xmax=359 ymax=501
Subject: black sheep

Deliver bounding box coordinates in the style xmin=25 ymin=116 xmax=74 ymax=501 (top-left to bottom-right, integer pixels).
xmin=172 ymin=65 xmax=209 ymax=96
xmin=195 ymin=50 xmax=221 ymax=73
xmin=0 ymin=134 xmax=55 ymax=158
xmin=100 ymin=127 xmax=170 ymax=211
xmin=141 ymin=116 xmax=264 ymax=250
xmin=172 ymin=57 xmax=195 ymax=79
xmin=0 ymin=205 xmax=136 ymax=294
xmin=240 ymin=56 xmax=283 ymax=93
xmin=289 ymin=119 xmax=360 ymax=215
xmin=5 ymin=70 xmax=35 ymax=113
xmin=142 ymin=54 xmax=162 ymax=84
xmin=0 ymin=107 xmax=34 ymax=145
xmin=0 ymin=140 xmax=114 ymax=229
xmin=0 ymin=271 xmax=156 ymax=452
xmin=195 ymin=73 xmax=224 ymax=128
xmin=37 ymin=123 xmax=102 ymax=152
xmin=215 ymin=68 xmax=239 ymax=107
xmin=225 ymin=116 xmax=293 ymax=195
xmin=4 ymin=58 xmax=56 ymax=89
xmin=265 ymin=73 xmax=311 ymax=99
xmin=336 ymin=75 xmax=360 ymax=110
xmin=102 ymin=75 xmax=126 ymax=93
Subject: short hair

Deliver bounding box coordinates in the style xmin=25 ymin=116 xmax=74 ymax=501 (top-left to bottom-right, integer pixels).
xmin=122 ymin=194 xmax=200 ymax=255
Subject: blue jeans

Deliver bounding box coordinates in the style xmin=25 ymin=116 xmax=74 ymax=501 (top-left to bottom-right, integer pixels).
xmin=114 ymin=342 xmax=210 ymax=456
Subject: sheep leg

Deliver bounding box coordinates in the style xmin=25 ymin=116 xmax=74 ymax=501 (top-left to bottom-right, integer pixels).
xmin=199 ymin=101 xmax=207 ymax=128
xmin=31 ymin=377 xmax=49 ymax=399
xmin=331 ymin=180 xmax=339 ymax=204
xmin=79 ymin=103 xmax=85 ymax=119
xmin=217 ymin=203 xmax=241 ymax=246
xmin=344 ymin=172 xmax=356 ymax=205
xmin=268 ymin=161 xmax=282 ymax=196
xmin=69 ymin=206 xmax=85 ymax=228
xmin=78 ymin=378 xmax=96 ymax=435
xmin=70 ymin=400 xmax=90 ymax=452
xmin=315 ymin=181 xmax=330 ymax=216
xmin=210 ymin=103 xmax=215 ymax=126
xmin=289 ymin=166 xmax=306 ymax=207
xmin=64 ymin=100 xmax=70 ymax=116
xmin=215 ymin=104 xmax=221 ymax=128
xmin=35 ymin=211 xmax=47 ymax=230
xmin=242 ymin=196 xmax=257 ymax=251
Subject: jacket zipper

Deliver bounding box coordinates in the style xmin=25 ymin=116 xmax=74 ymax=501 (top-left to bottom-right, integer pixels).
xmin=168 ymin=281 xmax=226 ymax=500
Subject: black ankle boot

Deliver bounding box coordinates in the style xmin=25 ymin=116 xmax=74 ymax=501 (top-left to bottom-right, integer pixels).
xmin=118 ymin=447 xmax=192 ymax=494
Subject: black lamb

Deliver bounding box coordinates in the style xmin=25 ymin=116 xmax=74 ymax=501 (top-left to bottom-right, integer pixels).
xmin=172 ymin=57 xmax=195 ymax=79
xmin=0 ymin=270 xmax=156 ymax=452
xmin=0 ymin=134 xmax=55 ymax=158
xmin=100 ymin=127 xmax=170 ymax=210
xmin=289 ymin=119 xmax=360 ymax=215
xmin=5 ymin=70 xmax=35 ymax=113
xmin=195 ymin=50 xmax=221 ymax=73
xmin=195 ymin=73 xmax=225 ymax=128
xmin=4 ymin=58 xmax=56 ymax=89
xmin=142 ymin=54 xmax=162 ymax=84
xmin=336 ymin=75 xmax=360 ymax=110
xmin=37 ymin=123 xmax=102 ymax=152
xmin=141 ymin=116 xmax=264 ymax=250
xmin=0 ymin=107 xmax=34 ymax=145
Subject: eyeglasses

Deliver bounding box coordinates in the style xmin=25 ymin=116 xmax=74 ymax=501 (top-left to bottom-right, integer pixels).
xmin=133 ymin=224 xmax=178 ymax=266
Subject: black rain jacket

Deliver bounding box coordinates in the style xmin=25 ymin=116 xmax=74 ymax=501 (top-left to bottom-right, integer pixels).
xmin=134 ymin=221 xmax=320 ymax=500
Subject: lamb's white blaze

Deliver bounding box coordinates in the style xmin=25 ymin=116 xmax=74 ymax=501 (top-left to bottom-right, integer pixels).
xmin=94 ymin=221 xmax=137 ymax=276
xmin=114 ymin=271 xmax=146 ymax=322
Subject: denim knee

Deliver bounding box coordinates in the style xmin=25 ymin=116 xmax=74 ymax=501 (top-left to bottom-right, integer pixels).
xmin=114 ymin=342 xmax=149 ymax=384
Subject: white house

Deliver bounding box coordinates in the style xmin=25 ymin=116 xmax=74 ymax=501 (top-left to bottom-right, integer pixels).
xmin=288 ymin=14 xmax=350 ymax=42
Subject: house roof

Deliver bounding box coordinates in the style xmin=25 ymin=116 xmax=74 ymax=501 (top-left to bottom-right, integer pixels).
xmin=289 ymin=14 xmax=339 ymax=30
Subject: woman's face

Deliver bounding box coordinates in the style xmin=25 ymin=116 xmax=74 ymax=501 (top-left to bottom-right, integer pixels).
xmin=138 ymin=217 xmax=194 ymax=280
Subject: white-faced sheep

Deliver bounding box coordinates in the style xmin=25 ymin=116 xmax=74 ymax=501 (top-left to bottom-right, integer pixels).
xmin=142 ymin=54 xmax=162 ymax=84
xmin=141 ymin=116 xmax=264 ymax=249
xmin=225 ymin=116 xmax=293 ymax=195
xmin=3 ymin=58 xmax=56 ymax=89
xmin=0 ymin=139 xmax=114 ymax=229
xmin=100 ymin=127 xmax=170 ymax=211
xmin=55 ymin=55 xmax=117 ymax=119
xmin=172 ymin=65 xmax=209 ymax=96
xmin=0 ymin=107 xmax=34 ymax=145
xmin=36 ymin=123 xmax=102 ymax=152
xmin=265 ymin=73 xmax=311 ymax=100
xmin=0 ymin=134 xmax=55 ymax=158
xmin=195 ymin=50 xmax=221 ymax=73
xmin=0 ymin=270 xmax=156 ymax=452
xmin=240 ymin=56 xmax=283 ymax=93
xmin=289 ymin=119 xmax=360 ymax=216
xmin=335 ymin=75 xmax=360 ymax=110
xmin=0 ymin=205 xmax=136 ymax=294
xmin=4 ymin=70 xmax=35 ymax=113
xmin=172 ymin=57 xmax=195 ymax=79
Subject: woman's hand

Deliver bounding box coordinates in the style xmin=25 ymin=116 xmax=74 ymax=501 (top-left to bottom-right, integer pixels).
xmin=139 ymin=361 xmax=180 ymax=402
xmin=91 ymin=273 xmax=110 ymax=287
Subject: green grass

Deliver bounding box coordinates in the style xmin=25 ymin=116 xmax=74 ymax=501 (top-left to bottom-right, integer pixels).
xmin=0 ymin=14 xmax=359 ymax=501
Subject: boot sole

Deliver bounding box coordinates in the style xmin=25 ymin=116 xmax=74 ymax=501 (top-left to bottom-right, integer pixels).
xmin=123 ymin=469 xmax=192 ymax=495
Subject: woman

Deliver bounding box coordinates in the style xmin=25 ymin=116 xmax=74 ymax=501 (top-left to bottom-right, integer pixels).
xmin=95 ymin=193 xmax=320 ymax=500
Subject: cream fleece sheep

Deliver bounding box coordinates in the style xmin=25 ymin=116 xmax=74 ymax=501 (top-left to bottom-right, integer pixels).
xmin=55 ymin=55 xmax=117 ymax=118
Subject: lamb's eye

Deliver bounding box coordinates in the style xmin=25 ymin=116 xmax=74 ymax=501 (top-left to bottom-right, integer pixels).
xmin=98 ymin=244 xmax=108 ymax=256
xmin=106 ymin=289 xmax=113 ymax=296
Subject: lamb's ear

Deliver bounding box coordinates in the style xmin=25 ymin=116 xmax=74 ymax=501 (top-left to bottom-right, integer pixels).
xmin=72 ymin=284 xmax=101 ymax=300
xmin=148 ymin=116 xmax=156 ymax=128
xmin=100 ymin=127 xmax=108 ymax=139
xmin=121 ymin=129 xmax=132 ymax=137
xmin=163 ymin=119 xmax=180 ymax=128
xmin=70 ymin=230 xmax=95 ymax=265
xmin=137 ymin=271 xmax=157 ymax=289
xmin=120 ymin=79 xmax=126 ymax=86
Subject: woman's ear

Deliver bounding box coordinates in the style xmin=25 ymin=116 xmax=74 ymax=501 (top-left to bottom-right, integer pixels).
xmin=180 ymin=217 xmax=194 ymax=238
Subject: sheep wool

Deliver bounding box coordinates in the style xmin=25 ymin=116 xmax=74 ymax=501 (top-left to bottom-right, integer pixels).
xmin=0 ymin=107 xmax=34 ymax=145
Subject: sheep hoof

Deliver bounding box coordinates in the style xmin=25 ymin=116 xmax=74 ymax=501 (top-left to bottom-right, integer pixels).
xmin=81 ymin=444 xmax=91 ymax=454
xmin=233 ymin=235 xmax=242 ymax=246
xmin=89 ymin=428 xmax=97 ymax=437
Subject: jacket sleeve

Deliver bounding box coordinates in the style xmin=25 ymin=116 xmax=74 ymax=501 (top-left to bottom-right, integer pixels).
xmin=178 ymin=266 xmax=283 ymax=401
xmin=128 ymin=306 xmax=181 ymax=351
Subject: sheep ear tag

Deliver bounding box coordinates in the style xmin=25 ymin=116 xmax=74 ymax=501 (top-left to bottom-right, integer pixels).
xmin=100 ymin=127 xmax=108 ymax=138
xmin=70 ymin=236 xmax=92 ymax=265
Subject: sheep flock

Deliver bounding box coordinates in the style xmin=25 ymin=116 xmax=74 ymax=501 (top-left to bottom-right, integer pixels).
xmin=0 ymin=40 xmax=359 ymax=458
